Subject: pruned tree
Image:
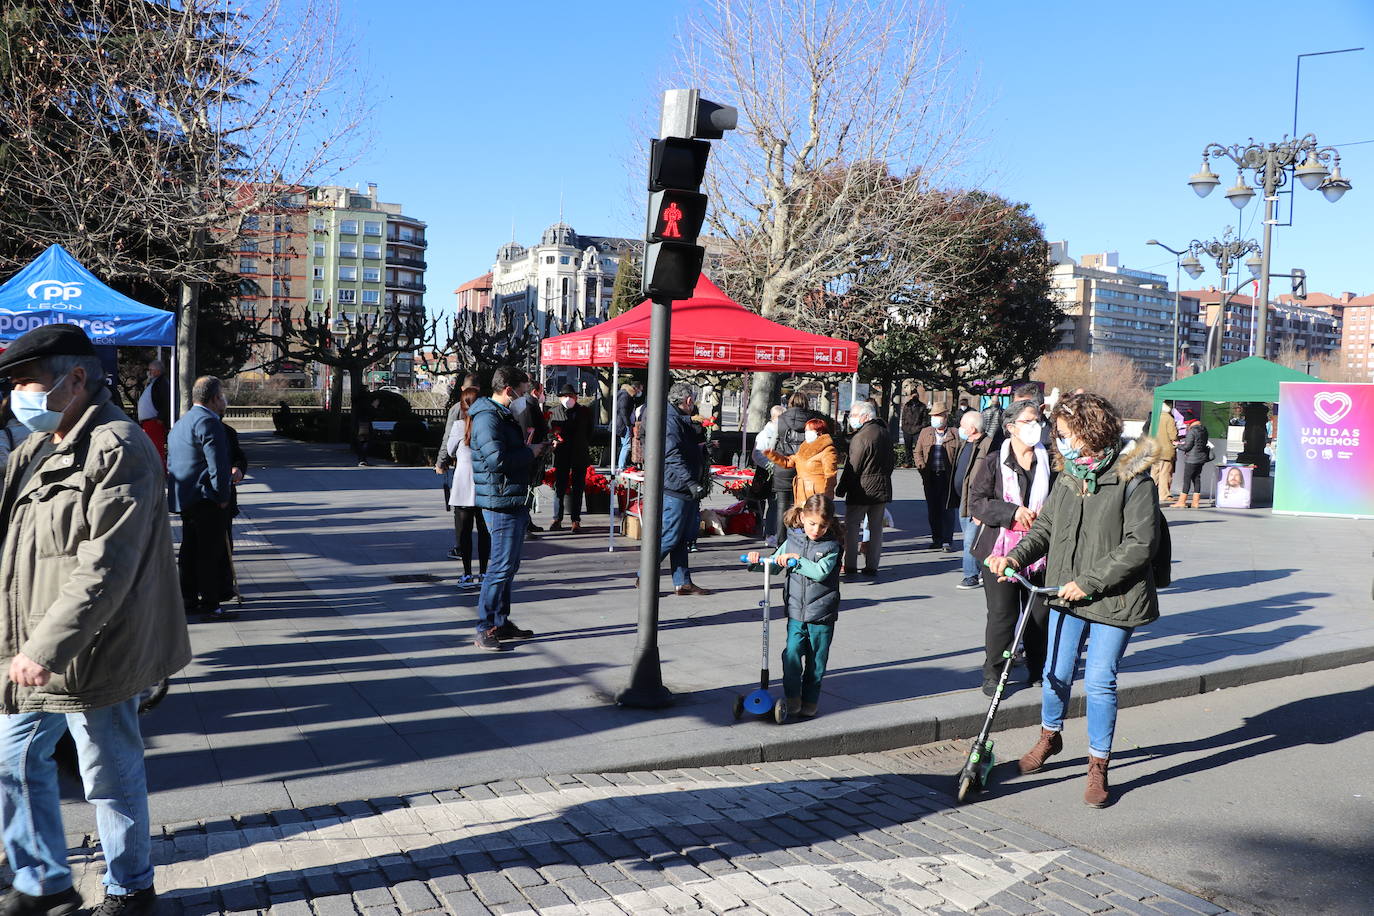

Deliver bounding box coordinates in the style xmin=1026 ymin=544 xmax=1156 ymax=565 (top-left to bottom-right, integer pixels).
xmin=675 ymin=0 xmax=978 ymax=428
xmin=415 ymin=306 xmax=541 ymax=395
xmin=0 ymin=0 xmax=365 ymax=408
xmin=247 ymin=304 xmax=422 ymax=434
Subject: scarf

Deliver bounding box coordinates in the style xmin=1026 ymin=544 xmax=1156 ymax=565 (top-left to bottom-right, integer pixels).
xmin=992 ymin=440 xmax=1049 ymax=574
xmin=1062 ymin=446 xmax=1118 ymax=494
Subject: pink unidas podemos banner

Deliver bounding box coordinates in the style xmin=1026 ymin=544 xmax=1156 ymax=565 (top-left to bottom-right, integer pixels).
xmin=1274 ymin=382 xmax=1374 ymax=519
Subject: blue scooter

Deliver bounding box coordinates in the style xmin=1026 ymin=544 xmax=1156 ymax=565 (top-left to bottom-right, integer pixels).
xmin=733 ymin=553 xmax=797 ymax=724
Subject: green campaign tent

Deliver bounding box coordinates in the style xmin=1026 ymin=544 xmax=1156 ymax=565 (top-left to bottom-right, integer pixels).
xmin=1150 ymin=357 xmax=1319 ymax=435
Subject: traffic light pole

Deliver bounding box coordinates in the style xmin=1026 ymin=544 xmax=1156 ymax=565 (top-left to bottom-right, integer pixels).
xmin=616 ymin=294 xmax=675 ymax=708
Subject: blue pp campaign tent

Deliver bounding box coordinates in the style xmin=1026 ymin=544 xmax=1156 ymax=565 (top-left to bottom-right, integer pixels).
xmin=0 ymin=244 xmax=175 ymax=346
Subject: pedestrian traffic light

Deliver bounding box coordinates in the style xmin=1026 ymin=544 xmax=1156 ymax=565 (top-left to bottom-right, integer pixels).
xmin=1291 ymin=268 xmax=1307 ymax=301
xmin=641 ymin=91 xmax=736 ymax=301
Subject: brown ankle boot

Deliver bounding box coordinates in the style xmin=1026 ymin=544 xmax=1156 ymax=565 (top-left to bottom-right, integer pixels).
xmin=1172 ymin=494 xmax=1187 ymax=509
xmin=1190 ymin=493 xmax=1201 ymax=509
xmin=1018 ymin=728 xmax=1063 ymax=775
xmin=1084 ymin=754 xmax=1110 ymax=807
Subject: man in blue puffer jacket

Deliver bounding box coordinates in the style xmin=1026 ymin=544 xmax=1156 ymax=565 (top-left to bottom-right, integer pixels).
xmin=469 ymin=366 xmax=549 ymax=650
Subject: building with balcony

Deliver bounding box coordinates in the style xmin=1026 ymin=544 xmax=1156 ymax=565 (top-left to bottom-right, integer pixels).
xmin=1047 ymin=243 xmax=1201 ymax=387
xmin=1183 ymin=288 xmax=1341 ymax=370
xmin=1278 ymin=289 xmax=1374 ymax=381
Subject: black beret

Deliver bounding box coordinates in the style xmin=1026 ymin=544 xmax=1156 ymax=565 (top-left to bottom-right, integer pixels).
xmin=0 ymin=323 xmax=97 ymax=375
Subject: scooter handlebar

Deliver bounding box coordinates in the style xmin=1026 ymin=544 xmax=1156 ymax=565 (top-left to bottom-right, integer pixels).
xmin=739 ymin=554 xmax=799 ymax=568
xmin=983 ymin=559 xmax=1061 ymax=595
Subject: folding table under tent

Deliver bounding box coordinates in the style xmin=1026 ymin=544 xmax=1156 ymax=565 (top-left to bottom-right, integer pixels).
xmin=539 ymin=273 xmax=861 ymax=550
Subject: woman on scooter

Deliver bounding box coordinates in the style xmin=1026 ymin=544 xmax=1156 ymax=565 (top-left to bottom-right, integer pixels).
xmin=746 ymin=494 xmax=843 ymax=719
xmin=968 ymin=400 xmax=1056 ymax=697
xmin=986 ymin=392 xmax=1159 ymax=808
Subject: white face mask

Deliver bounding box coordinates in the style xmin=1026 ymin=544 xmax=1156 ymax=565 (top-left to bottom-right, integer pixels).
xmin=1016 ymin=421 xmax=1042 ymax=447
xmin=931 ymin=416 xmax=946 ymax=429
xmin=804 ymin=429 xmax=819 ymax=443
xmin=560 ymin=396 xmax=576 ymax=409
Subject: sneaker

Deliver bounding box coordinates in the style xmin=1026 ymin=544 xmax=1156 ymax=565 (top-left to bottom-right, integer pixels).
xmin=446 ymin=546 xmax=461 ymax=560
xmin=473 ymin=628 xmax=504 ymax=651
xmin=89 ymin=888 xmax=156 ymax=916
xmin=765 ymin=535 xmax=777 ymax=548
xmin=956 ymin=576 xmax=982 ymax=590
xmin=495 ymin=620 xmax=534 ymax=640
xmin=0 ymin=887 xmax=81 ymax=916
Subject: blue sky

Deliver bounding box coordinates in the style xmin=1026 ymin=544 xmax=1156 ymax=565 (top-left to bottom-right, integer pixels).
xmin=337 ymin=0 xmax=1374 ymax=316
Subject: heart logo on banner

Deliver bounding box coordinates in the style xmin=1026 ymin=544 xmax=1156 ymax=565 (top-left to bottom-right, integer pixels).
xmin=1313 ymin=391 xmax=1353 ymax=425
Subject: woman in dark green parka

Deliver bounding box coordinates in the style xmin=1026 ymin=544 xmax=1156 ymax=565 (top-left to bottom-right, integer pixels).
xmin=987 ymin=393 xmax=1159 ymax=808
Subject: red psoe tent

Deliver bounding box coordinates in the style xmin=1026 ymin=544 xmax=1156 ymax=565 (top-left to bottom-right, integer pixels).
xmin=539 ymin=275 xmax=858 ymax=373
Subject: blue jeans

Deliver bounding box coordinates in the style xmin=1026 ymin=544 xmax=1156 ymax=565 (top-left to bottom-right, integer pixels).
xmin=615 ymin=432 xmax=632 ymax=472
xmin=477 ymin=506 xmax=529 ymax=631
xmin=959 ymin=515 xmax=980 ymax=578
xmin=658 ymin=491 xmax=698 ymax=588
xmin=0 ymin=698 xmax=153 ymax=897
xmin=1042 ymin=609 xmax=1133 ymax=757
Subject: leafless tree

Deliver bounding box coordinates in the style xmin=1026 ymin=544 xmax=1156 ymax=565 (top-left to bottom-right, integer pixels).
xmin=0 ymin=0 xmax=366 ymax=408
xmin=674 ymin=0 xmax=979 ymax=428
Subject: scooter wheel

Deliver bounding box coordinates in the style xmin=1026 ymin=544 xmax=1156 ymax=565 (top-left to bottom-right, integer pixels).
xmin=732 ymin=695 xmax=745 ymax=721
xmin=773 ymin=699 xmax=788 ymax=725
xmin=956 ymin=774 xmax=976 ymax=804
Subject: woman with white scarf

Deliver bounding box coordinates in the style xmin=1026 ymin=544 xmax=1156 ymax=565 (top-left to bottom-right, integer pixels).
xmin=968 ymin=400 xmax=1055 ymax=697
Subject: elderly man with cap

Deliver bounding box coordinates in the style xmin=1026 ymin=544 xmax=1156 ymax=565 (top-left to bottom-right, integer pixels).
xmin=912 ymin=404 xmax=961 ymax=551
xmin=0 ymin=324 xmax=189 ymax=916
xmin=547 ymin=384 xmax=594 ymax=532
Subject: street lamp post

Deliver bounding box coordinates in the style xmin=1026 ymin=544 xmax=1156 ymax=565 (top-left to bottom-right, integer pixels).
xmin=1186 ymin=135 xmax=1351 ymax=358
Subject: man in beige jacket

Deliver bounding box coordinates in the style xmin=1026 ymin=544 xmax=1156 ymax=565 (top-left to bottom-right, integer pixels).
xmin=0 ymin=324 xmax=190 ymax=916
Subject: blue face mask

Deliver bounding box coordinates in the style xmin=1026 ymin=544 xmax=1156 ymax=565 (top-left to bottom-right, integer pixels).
xmin=12 ymin=373 xmax=70 ymax=433
xmin=1056 ymin=436 xmax=1081 ymax=461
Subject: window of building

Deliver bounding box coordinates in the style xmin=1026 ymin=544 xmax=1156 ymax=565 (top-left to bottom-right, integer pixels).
xmin=364 ymin=220 xmax=382 ymax=236
xmin=313 ymin=266 xmax=324 ymax=280
xmin=340 ymin=219 xmax=358 ymax=234
xmin=363 ymin=244 xmax=382 ymax=259
xmin=363 ymin=267 xmax=381 ymax=283
xmin=339 ymin=266 xmax=358 ymax=281
xmin=239 ymin=259 xmax=257 ymax=274
xmin=313 ymin=242 xmax=325 ymax=258
xmin=362 ymin=289 xmax=380 ymax=304
xmin=339 ymin=242 xmax=358 ymax=258
xmin=312 ymin=288 xmax=324 ymax=303
xmin=338 ymin=289 xmax=356 ymax=303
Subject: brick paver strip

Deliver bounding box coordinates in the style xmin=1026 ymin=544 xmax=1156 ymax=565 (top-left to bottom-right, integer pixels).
xmin=55 ymin=751 xmax=1238 ymax=915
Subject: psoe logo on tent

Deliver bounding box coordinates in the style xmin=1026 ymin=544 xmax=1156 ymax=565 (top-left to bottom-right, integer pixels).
xmin=25 ymin=280 xmax=84 ymax=310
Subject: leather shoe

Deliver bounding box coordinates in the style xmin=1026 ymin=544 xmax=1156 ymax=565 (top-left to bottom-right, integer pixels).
xmin=674 ymin=583 xmax=712 ymax=597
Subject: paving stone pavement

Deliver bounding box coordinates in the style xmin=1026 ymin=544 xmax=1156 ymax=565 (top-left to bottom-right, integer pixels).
xmin=58 ymin=751 xmax=1230 ymax=916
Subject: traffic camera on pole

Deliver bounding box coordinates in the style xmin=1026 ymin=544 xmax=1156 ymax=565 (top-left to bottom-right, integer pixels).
xmin=642 ymin=90 xmax=737 ymax=300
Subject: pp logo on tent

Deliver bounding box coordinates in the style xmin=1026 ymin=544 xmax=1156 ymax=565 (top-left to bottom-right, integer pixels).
xmin=26 ymin=280 xmax=84 ymax=310
xmin=1313 ymin=391 xmax=1353 ymax=425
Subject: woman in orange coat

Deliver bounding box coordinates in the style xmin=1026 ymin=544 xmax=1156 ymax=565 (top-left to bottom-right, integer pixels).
xmin=766 ymin=418 xmax=838 ymax=506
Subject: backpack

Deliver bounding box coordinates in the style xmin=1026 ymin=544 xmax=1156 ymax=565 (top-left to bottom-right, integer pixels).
xmin=1125 ymin=475 xmax=1172 ymax=588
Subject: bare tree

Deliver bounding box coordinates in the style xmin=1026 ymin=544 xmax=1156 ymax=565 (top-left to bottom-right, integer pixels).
xmin=1032 ymin=350 xmax=1153 ymax=418
xmin=0 ymin=0 xmax=365 ymax=408
xmin=675 ymin=0 xmax=978 ymax=428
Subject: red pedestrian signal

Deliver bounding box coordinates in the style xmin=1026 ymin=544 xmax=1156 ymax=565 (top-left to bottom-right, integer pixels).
xmin=647 ymin=190 xmax=706 ymax=244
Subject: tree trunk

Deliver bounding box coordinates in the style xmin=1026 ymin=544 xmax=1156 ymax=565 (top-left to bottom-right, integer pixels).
xmin=176 ymin=280 xmax=198 ymax=414
xmin=746 ymin=371 xmax=778 ymax=432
